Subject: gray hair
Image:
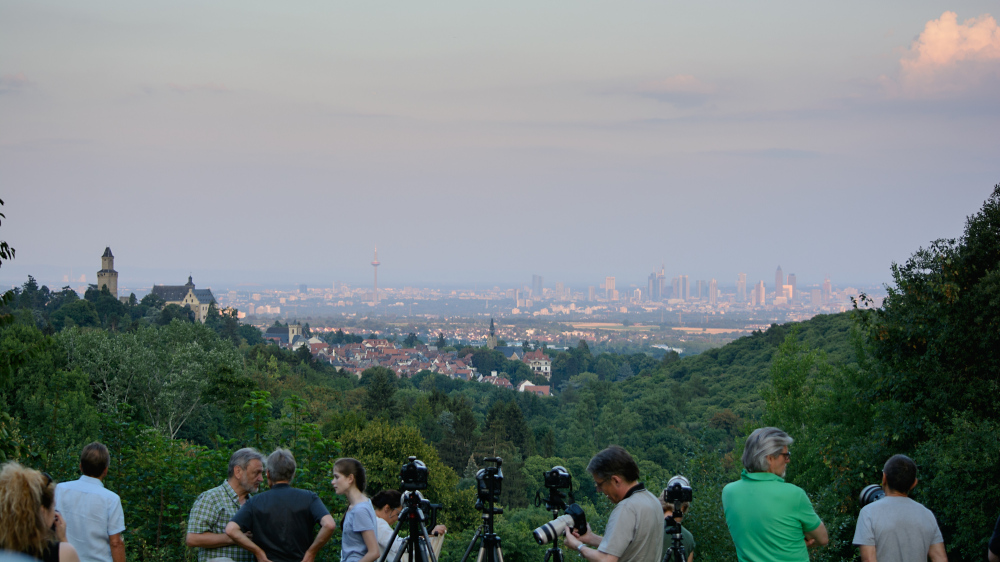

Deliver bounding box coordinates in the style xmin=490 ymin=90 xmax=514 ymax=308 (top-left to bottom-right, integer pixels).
xmin=228 ymin=448 xmax=265 ymax=478
xmin=742 ymin=427 xmax=793 ymax=472
xmin=266 ymin=448 xmax=297 ymax=483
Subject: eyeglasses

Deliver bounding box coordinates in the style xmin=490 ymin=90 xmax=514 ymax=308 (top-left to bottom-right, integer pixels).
xmin=780 ymin=452 xmax=791 ymax=460
xmin=594 ymin=478 xmax=608 ymax=489
xmin=42 ymin=472 xmax=53 ymax=486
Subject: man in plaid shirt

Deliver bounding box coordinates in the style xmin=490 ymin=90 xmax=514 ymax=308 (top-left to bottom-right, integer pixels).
xmin=186 ymin=448 xmax=266 ymax=562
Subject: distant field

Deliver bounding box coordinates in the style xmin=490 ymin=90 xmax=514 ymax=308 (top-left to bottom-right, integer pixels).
xmin=567 ymin=323 xmax=656 ymax=331
xmin=670 ymin=327 xmax=751 ymax=334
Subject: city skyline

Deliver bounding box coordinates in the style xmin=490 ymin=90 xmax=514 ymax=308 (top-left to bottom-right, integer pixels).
xmin=2 ymin=1 xmax=998 ymax=287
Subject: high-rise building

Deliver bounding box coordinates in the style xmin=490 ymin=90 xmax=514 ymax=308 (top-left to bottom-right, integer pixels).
xmin=532 ymin=275 xmax=543 ymax=298
xmin=555 ymin=282 xmax=564 ymax=300
xmin=736 ymin=273 xmax=747 ymax=302
xmin=787 ymin=274 xmax=797 ymax=302
xmin=588 ymin=286 xmax=596 ymax=301
xmin=755 ymin=280 xmax=766 ymax=306
xmin=696 ymin=280 xmax=705 ymax=300
xmin=709 ymin=278 xmax=718 ymax=305
xmin=671 ymin=277 xmax=680 ymax=300
xmin=647 ymin=272 xmax=659 ymax=301
xmin=810 ymin=288 xmax=821 ymax=305
xmin=822 ymin=277 xmax=832 ymax=304
xmin=681 ymin=275 xmax=689 ymax=301
xmin=605 ymin=277 xmax=616 ymax=301
xmin=775 ymin=266 xmax=784 ymax=297
xmin=371 ymin=246 xmax=381 ymax=304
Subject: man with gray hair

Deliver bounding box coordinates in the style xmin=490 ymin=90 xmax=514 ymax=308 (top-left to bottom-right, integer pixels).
xmin=226 ymin=449 xmax=336 ymax=562
xmin=722 ymin=427 xmax=828 ymax=561
xmin=187 ymin=447 xmax=266 ymax=562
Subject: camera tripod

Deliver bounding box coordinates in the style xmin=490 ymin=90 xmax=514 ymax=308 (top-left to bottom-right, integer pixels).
xmin=536 ymin=486 xmax=570 ymax=562
xmin=661 ymin=510 xmax=687 ymax=562
xmin=460 ymin=466 xmax=504 ymax=562
xmin=378 ymin=492 xmax=438 ymax=562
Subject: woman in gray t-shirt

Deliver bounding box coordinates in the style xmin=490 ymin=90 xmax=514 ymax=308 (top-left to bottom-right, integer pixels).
xmin=334 ymin=458 xmax=379 ymax=562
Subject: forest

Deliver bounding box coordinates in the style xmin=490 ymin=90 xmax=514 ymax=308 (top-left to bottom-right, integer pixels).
xmin=2 ymin=184 xmax=999 ymax=561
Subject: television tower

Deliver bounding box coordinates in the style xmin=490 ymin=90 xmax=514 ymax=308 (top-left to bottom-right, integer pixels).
xmin=371 ymin=246 xmax=380 ymax=304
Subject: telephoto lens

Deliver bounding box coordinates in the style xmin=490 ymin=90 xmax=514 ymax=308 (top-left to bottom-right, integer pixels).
xmin=532 ymin=504 xmax=587 ymax=545
xmin=859 ymin=484 xmax=885 ymax=506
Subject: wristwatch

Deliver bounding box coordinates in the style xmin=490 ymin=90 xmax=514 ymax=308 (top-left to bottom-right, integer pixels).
xmin=577 ymin=544 xmax=585 ymax=553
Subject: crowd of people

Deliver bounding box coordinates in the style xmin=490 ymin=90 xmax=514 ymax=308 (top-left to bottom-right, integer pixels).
xmin=3 ymin=430 xmax=1000 ymax=562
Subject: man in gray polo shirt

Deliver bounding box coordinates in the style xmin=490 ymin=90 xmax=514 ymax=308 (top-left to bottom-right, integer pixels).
xmin=562 ymin=446 xmax=663 ymax=562
xmin=852 ymin=454 xmax=947 ymax=562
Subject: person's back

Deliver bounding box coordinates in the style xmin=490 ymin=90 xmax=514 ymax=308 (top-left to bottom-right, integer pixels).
xmin=722 ymin=473 xmax=819 ymax=562
xmin=855 ymin=497 xmax=941 ymax=562
xmin=55 ymin=443 xmax=125 ymax=562
xmin=231 ymin=484 xmax=327 ymax=562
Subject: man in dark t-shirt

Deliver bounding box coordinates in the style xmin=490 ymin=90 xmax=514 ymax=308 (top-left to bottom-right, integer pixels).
xmin=988 ymin=514 xmax=1000 ymax=562
xmin=226 ymin=449 xmax=336 ymax=562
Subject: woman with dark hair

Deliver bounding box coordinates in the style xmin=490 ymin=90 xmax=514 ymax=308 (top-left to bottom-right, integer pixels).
xmin=371 ymin=490 xmax=447 ymax=562
xmin=0 ymin=462 xmax=80 ymax=562
xmin=333 ymin=458 xmax=379 ymax=562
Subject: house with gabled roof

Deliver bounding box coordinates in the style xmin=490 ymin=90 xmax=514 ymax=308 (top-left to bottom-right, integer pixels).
xmin=149 ymin=276 xmax=217 ymax=323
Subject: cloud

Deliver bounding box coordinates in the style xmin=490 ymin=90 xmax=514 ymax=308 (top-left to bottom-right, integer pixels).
xmin=885 ymin=11 xmax=1000 ymax=98
xmin=165 ymin=82 xmax=230 ymax=94
xmin=0 ymin=72 xmax=32 ymax=94
xmin=636 ymin=74 xmax=716 ymax=106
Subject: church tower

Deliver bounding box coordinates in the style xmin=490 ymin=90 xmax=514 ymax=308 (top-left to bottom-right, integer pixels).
xmin=486 ymin=317 xmax=498 ymax=349
xmin=97 ymin=247 xmax=118 ymax=297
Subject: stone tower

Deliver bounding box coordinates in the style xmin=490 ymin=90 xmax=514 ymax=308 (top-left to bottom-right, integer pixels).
xmin=486 ymin=317 xmax=498 ymax=349
xmin=97 ymin=247 xmax=118 ymax=297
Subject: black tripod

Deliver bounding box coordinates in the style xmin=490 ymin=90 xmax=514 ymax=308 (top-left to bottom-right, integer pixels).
xmin=661 ymin=507 xmax=686 ymax=562
xmin=378 ymin=492 xmax=438 ymax=562
xmin=460 ymin=472 xmax=503 ymax=562
xmin=536 ymin=487 xmax=570 ymax=562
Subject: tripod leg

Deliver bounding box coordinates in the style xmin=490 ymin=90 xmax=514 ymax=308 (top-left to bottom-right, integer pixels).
xmin=380 ymin=520 xmax=406 ymax=562
xmin=459 ymin=527 xmax=482 ymax=562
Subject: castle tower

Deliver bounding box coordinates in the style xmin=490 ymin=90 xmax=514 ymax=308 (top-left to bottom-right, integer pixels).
xmin=371 ymin=246 xmax=381 ymax=304
xmin=97 ymin=247 xmax=118 ymax=297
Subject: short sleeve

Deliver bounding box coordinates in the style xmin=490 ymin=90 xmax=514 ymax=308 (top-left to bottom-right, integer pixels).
xmin=351 ymin=504 xmax=377 ymax=533
xmin=795 ymin=488 xmax=821 ymax=533
xmin=186 ymin=492 xmax=213 ymax=534
xmin=309 ymin=493 xmax=331 ymax=523
xmin=107 ymin=497 xmax=126 ymax=535
xmin=230 ymin=499 xmax=254 ymax=532
xmin=852 ymin=507 xmax=875 ymax=546
xmin=599 ymin=504 xmax=636 ymax=558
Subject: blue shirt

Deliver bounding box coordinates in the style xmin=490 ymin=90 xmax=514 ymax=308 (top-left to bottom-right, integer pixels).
xmin=55 ymin=476 xmax=126 ymax=562
xmin=341 ymin=500 xmax=377 ymax=562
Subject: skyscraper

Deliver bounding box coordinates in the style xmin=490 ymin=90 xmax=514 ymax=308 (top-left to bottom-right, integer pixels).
xmin=672 ymin=277 xmax=680 ymax=300
xmin=588 ymin=286 xmax=596 ymax=301
xmin=696 ymin=280 xmax=705 ymax=300
xmin=775 ymin=266 xmax=784 ymax=297
xmin=605 ymin=276 xmax=616 ymax=301
xmin=681 ymin=275 xmax=689 ymax=301
xmin=736 ymin=273 xmax=747 ymax=302
xmin=787 ymin=274 xmax=797 ymax=302
xmin=709 ymin=278 xmax=718 ymax=305
xmin=532 ymin=274 xmax=543 ymax=298
xmin=756 ymin=280 xmax=766 ymax=306
xmin=555 ymin=282 xmax=564 ymax=300
xmin=822 ymin=277 xmax=832 ymax=304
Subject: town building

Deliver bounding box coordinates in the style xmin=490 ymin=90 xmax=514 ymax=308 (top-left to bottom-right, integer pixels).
xmin=150 ymin=276 xmax=217 ymax=323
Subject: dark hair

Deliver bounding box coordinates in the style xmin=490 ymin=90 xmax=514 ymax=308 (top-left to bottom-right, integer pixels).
xmin=80 ymin=442 xmax=110 ymax=478
xmin=587 ymin=445 xmax=639 ymax=482
xmin=883 ymin=454 xmax=917 ymax=494
xmin=372 ymin=489 xmax=402 ymax=510
xmin=334 ymin=458 xmax=367 ymax=493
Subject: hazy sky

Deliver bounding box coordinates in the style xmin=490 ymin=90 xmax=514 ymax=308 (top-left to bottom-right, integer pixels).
xmin=2 ymin=0 xmax=999 ymax=290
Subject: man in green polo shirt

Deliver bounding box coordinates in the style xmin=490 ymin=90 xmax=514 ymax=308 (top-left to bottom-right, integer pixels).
xmin=722 ymin=427 xmax=828 ymax=562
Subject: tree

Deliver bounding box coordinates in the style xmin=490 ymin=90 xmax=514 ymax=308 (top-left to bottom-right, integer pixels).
xmin=404 ymin=332 xmax=421 ymax=348
xmin=361 ymin=366 xmax=400 ymax=420
xmin=0 ymin=198 xmax=15 ymax=323
xmin=158 ymin=304 xmax=194 ymax=325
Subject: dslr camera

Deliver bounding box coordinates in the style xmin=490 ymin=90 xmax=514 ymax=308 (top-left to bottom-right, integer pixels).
xmin=533 ymin=503 xmax=587 ymax=545
xmin=543 ymin=466 xmax=572 ymax=490
xmin=400 ymin=456 xmax=429 ymax=492
xmin=664 ymin=475 xmax=692 ymax=505
xmin=859 ymin=484 xmax=885 ymax=507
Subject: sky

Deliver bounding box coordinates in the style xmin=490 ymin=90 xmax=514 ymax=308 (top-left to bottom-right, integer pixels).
xmin=2 ymin=0 xmax=999 ymax=291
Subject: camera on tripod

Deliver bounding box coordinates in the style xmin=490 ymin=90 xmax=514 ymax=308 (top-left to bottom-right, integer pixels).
xmin=401 ymin=457 xmax=429 ymax=492
xmin=475 ymin=457 xmax=503 ymax=508
xmin=532 ymin=465 xmax=588 ymax=546
xmin=664 ymin=476 xmax=692 ymax=506
xmin=859 ymin=484 xmax=885 ymax=507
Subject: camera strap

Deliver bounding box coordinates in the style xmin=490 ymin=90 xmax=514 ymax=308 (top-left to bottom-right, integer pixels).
xmin=622 ymin=483 xmax=646 ymax=501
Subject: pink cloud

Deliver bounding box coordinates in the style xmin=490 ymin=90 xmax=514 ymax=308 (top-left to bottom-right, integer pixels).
xmin=0 ymin=72 xmax=33 ymax=94
xmin=886 ymin=11 xmax=1000 ymax=97
xmin=637 ymin=75 xmax=716 ymax=106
